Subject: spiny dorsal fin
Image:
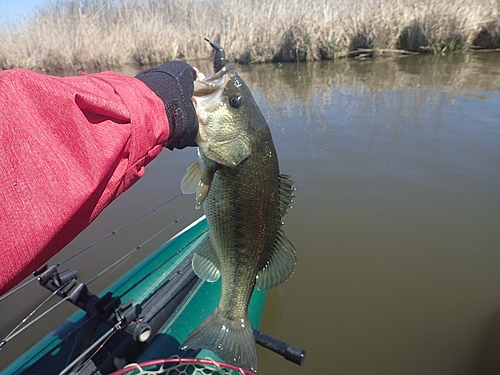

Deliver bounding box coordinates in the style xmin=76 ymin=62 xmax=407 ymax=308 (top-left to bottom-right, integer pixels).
xmin=192 ymin=236 xmax=221 ymax=282
xmin=256 ymin=229 xmax=296 ymax=291
xmin=278 ymin=174 xmax=295 ymax=218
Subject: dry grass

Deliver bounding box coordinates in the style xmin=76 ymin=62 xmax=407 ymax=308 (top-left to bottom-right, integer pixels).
xmin=0 ymin=0 xmax=499 ymax=72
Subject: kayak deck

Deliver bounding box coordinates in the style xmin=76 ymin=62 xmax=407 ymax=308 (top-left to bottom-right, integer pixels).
xmin=3 ymin=217 xmax=266 ymax=375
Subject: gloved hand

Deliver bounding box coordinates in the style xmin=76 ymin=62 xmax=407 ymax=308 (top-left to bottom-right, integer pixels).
xmin=135 ymin=61 xmax=198 ymax=150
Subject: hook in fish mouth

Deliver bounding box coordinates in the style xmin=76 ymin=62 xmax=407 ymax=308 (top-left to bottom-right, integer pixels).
xmin=193 ymin=37 xmax=233 ymax=97
xmin=192 ymin=65 xmax=234 ymax=116
xmin=191 ymin=38 xmax=251 ymax=169
xmin=193 ymin=67 xmax=230 ymax=96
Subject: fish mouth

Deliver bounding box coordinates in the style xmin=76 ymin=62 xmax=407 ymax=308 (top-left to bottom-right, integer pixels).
xmin=193 ymin=63 xmax=251 ymax=168
xmin=192 ymin=64 xmax=236 ymax=113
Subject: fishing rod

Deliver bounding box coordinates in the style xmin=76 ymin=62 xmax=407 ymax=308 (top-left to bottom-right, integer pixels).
xmin=1 ymin=194 xmax=307 ymax=371
xmin=86 ymin=207 xmax=195 ymax=286
xmin=22 ymin=224 xmax=209 ymax=374
xmin=0 ymin=282 xmax=71 ymax=349
xmin=60 ymin=192 xmax=186 ymax=269
xmin=254 ymin=329 xmax=306 ymax=366
xmin=0 ymin=195 xmax=197 ymax=351
xmin=0 ymin=193 xmax=185 ymax=303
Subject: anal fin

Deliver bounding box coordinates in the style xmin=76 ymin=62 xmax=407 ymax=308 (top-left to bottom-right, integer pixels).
xmin=279 ymin=174 xmax=295 ymax=218
xmin=256 ymin=229 xmax=297 ymax=291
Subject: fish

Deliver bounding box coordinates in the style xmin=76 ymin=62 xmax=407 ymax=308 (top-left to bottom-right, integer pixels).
xmin=180 ymin=39 xmax=297 ymax=372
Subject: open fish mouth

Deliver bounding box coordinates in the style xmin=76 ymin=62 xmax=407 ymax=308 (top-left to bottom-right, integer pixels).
xmin=181 ymin=39 xmax=297 ymax=372
xmin=192 ymin=63 xmax=251 ymax=168
xmin=192 ymin=64 xmax=235 ymax=114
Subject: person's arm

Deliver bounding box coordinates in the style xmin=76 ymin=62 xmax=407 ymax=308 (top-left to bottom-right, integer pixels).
xmin=0 ymin=62 xmax=197 ymax=295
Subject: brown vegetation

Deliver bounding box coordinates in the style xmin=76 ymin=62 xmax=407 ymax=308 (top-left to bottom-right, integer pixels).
xmin=0 ymin=0 xmax=499 ymax=73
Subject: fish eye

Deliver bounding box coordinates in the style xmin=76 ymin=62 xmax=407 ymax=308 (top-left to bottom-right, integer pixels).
xmin=229 ymin=94 xmax=243 ymax=108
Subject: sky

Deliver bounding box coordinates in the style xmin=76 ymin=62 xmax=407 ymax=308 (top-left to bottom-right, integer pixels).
xmin=0 ymin=0 xmax=45 ymax=24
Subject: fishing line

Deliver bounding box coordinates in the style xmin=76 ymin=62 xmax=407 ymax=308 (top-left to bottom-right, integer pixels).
xmin=5 ymin=226 xmax=205 ymax=368
xmin=115 ymin=224 xmax=209 ymax=300
xmin=60 ymin=193 xmax=185 ymax=268
xmin=58 ymin=325 xmax=117 ymax=375
xmin=86 ymin=207 xmax=196 ymax=286
xmin=66 ymin=318 xmax=146 ymax=375
xmin=32 ymin=220 xmax=209 ymax=368
xmin=63 ymin=225 xmax=209 ymax=373
xmin=0 ymin=193 xmax=184 ymax=303
xmin=0 ymin=282 xmax=71 ymax=349
xmin=0 ymin=202 xmax=197 ymax=351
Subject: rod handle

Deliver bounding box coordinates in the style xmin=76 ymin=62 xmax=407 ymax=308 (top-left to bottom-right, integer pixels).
xmin=253 ymin=329 xmax=306 ymax=366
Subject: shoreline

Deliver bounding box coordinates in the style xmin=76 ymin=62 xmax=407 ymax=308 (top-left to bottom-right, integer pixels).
xmin=1 ymin=0 xmax=499 ymax=73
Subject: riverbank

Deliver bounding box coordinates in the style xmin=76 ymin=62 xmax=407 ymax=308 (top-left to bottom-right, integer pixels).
xmin=0 ymin=0 xmax=499 ymax=73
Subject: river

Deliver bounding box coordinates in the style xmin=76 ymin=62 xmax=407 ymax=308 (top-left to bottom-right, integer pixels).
xmin=1 ymin=52 xmax=499 ymax=375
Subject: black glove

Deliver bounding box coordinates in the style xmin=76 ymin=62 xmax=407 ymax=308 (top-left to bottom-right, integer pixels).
xmin=135 ymin=61 xmax=198 ymax=150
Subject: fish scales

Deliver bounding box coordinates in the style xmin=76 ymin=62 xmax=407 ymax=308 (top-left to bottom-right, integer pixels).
xmin=181 ymin=39 xmax=296 ymax=372
xmin=202 ymin=138 xmax=280 ymax=319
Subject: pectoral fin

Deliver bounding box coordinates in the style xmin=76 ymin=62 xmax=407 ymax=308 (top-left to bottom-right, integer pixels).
xmin=181 ymin=162 xmax=202 ymax=194
xmin=256 ymin=230 xmax=297 ymax=291
xmin=181 ymin=161 xmax=217 ymax=208
xmin=195 ymin=163 xmax=217 ymax=209
xmin=192 ymin=236 xmax=221 ymax=282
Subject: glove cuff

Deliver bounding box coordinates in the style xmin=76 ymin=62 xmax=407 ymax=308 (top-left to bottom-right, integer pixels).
xmin=135 ymin=61 xmax=198 ymax=150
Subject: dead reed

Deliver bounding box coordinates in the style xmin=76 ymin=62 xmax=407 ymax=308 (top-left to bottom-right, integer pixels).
xmin=0 ymin=0 xmax=499 ymax=72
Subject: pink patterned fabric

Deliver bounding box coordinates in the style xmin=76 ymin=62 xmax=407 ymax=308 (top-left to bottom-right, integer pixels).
xmin=0 ymin=69 xmax=170 ymax=295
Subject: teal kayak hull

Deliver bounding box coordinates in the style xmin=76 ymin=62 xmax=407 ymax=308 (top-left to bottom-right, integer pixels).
xmin=2 ymin=217 xmax=266 ymax=375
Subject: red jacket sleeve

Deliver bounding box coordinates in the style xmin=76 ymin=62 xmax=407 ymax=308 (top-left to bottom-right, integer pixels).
xmin=0 ymin=68 xmax=171 ymax=295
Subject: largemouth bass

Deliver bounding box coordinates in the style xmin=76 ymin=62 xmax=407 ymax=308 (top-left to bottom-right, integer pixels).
xmin=180 ymin=39 xmax=296 ymax=371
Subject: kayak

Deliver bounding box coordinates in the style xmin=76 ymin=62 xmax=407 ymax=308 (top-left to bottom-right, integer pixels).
xmin=2 ymin=216 xmax=267 ymax=375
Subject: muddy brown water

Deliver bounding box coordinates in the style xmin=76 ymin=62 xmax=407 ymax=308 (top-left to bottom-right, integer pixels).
xmin=1 ymin=52 xmax=499 ymax=374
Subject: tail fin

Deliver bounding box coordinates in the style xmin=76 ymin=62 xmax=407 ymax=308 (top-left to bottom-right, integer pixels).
xmin=181 ymin=308 xmax=258 ymax=371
